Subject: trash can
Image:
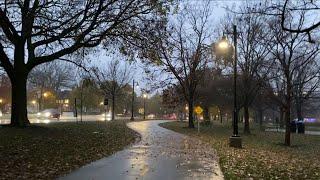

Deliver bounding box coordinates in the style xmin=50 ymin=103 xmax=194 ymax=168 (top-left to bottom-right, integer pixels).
xmin=297 ymin=121 xmax=305 ymax=134
xmin=290 ymin=121 xmax=297 ymax=133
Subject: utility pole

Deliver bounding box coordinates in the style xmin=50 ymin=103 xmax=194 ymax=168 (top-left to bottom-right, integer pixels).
xmin=143 ymin=97 xmax=146 ymax=120
xmin=130 ymin=79 xmax=135 ymax=121
xmin=74 ymin=98 xmax=78 ymax=123
xmin=143 ymin=93 xmax=147 ymax=120
xmin=80 ymin=81 xmax=83 ymax=123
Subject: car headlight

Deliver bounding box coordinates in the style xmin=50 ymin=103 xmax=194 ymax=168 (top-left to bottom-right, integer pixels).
xmin=44 ymin=112 xmax=51 ymax=117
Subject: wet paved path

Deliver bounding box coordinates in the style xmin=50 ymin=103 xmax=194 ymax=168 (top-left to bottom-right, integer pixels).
xmin=60 ymin=120 xmax=223 ymax=180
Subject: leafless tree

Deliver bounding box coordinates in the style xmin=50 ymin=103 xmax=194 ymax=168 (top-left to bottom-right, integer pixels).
xmin=92 ymin=59 xmax=132 ymax=120
xmin=27 ymin=61 xmax=75 ymax=110
xmin=0 ymin=0 xmax=170 ymax=126
xmin=28 ymin=61 xmax=75 ymax=91
xmin=197 ymin=68 xmax=233 ymax=123
xmin=267 ymin=18 xmax=320 ymax=146
xmin=223 ymin=8 xmax=271 ymax=134
xmin=140 ymin=2 xmax=214 ymax=128
xmin=256 ymin=0 xmax=320 ymax=42
xmin=292 ymin=55 xmax=320 ymax=121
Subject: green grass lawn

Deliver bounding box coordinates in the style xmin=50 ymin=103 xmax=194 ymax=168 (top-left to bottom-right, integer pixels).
xmin=0 ymin=121 xmax=138 ymax=180
xmin=160 ymin=121 xmax=320 ymax=180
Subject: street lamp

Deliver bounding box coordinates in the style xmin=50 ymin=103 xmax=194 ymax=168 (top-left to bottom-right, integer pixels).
xmin=0 ymin=98 xmax=3 ymax=113
xmin=218 ymin=35 xmax=229 ymax=49
xmin=218 ymin=25 xmax=242 ymax=148
xmin=185 ymin=104 xmax=189 ymax=120
xmin=143 ymin=93 xmax=147 ymax=120
xmin=0 ymin=98 xmax=3 ymax=118
xmin=42 ymin=92 xmax=50 ymax=110
xmin=130 ymin=80 xmax=139 ymax=121
xmin=32 ymin=100 xmax=36 ymax=111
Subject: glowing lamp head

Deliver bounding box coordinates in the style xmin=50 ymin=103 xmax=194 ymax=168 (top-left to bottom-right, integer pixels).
xmin=218 ymin=35 xmax=229 ymax=49
xmin=143 ymin=94 xmax=147 ymax=99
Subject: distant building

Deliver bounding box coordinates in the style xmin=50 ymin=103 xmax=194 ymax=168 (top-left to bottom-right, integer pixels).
xmin=0 ymin=75 xmax=11 ymax=113
xmin=56 ymin=90 xmax=72 ymax=112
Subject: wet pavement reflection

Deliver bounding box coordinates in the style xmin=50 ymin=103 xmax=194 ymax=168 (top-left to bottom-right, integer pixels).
xmin=60 ymin=120 xmax=224 ymax=180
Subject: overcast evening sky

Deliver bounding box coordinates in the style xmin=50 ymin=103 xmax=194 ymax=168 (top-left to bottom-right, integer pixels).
xmin=83 ymin=0 xmax=267 ymax=96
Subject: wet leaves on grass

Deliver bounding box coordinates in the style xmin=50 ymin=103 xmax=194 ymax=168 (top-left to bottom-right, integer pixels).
xmin=0 ymin=121 xmax=138 ymax=180
xmin=160 ymin=121 xmax=320 ymax=180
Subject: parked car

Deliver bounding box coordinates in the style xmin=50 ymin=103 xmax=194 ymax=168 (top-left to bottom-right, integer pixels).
xmin=163 ymin=113 xmax=177 ymax=120
xmin=37 ymin=109 xmax=60 ymax=119
xmin=147 ymin=114 xmax=156 ymax=119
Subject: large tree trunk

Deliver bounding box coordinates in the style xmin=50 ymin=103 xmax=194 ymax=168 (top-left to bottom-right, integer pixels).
xmin=203 ymin=106 xmax=210 ymax=121
xmin=112 ymin=94 xmax=115 ymax=120
xmin=10 ymin=43 xmax=30 ymax=127
xmin=10 ymin=75 xmax=29 ymax=127
xmin=284 ymin=107 xmax=291 ymax=146
xmin=243 ymin=105 xmax=250 ymax=134
xmin=219 ymin=107 xmax=222 ymax=123
xmin=279 ymin=107 xmax=284 ymax=128
xmin=284 ymin=81 xmax=292 ymax=146
xmin=296 ymin=99 xmax=303 ymax=121
xmin=188 ymin=99 xmax=194 ymax=128
xmin=258 ymin=109 xmax=263 ymax=130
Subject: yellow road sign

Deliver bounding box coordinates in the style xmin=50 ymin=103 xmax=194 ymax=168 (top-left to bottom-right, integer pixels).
xmin=194 ymin=106 xmax=203 ymax=115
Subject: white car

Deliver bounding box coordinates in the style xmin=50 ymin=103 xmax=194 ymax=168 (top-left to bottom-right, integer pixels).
xmin=100 ymin=111 xmax=112 ymax=121
xmin=37 ymin=109 xmax=61 ymax=119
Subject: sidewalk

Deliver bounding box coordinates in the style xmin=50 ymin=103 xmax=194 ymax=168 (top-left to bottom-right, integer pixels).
xmin=60 ymin=120 xmax=224 ymax=180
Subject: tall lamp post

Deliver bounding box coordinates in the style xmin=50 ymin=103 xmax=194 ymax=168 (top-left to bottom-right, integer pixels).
xmin=36 ymin=91 xmax=41 ymax=112
xmin=143 ymin=93 xmax=147 ymax=120
xmin=217 ymin=25 xmax=242 ymax=148
xmin=185 ymin=104 xmax=188 ymax=120
xmin=0 ymin=98 xmax=3 ymax=119
xmin=0 ymin=98 xmax=3 ymax=112
xmin=130 ymin=80 xmax=139 ymax=121
xmin=43 ymin=92 xmax=49 ymax=110
xmin=31 ymin=100 xmax=37 ymax=112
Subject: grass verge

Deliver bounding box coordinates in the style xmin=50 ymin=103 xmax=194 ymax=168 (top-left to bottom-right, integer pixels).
xmin=160 ymin=121 xmax=320 ymax=179
xmin=0 ymin=121 xmax=138 ymax=180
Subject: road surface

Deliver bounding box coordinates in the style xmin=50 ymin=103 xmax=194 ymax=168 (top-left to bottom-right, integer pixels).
xmin=60 ymin=120 xmax=223 ymax=180
xmin=0 ymin=113 xmax=128 ymax=125
xmin=266 ymin=128 xmax=320 ymax=136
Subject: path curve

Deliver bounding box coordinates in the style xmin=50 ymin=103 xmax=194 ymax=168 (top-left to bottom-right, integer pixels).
xmin=60 ymin=120 xmax=223 ymax=180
